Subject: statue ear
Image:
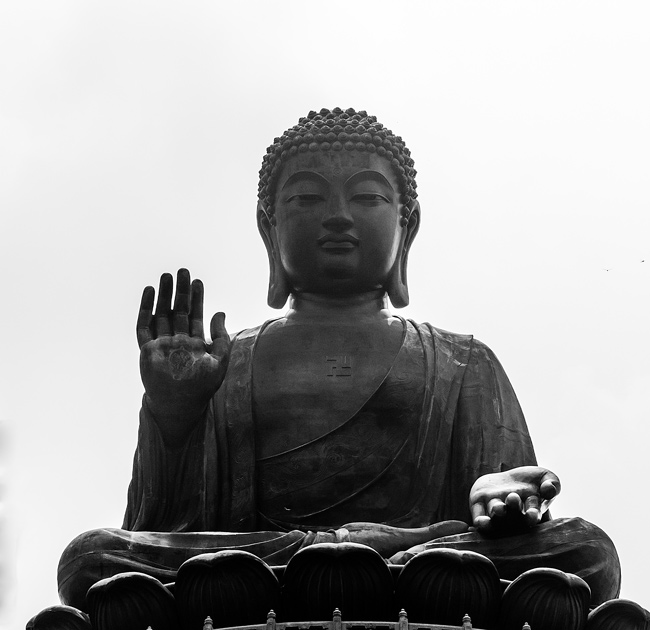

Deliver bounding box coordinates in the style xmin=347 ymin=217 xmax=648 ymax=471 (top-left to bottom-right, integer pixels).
xmin=257 ymin=200 xmax=291 ymax=309
xmin=387 ymin=200 xmax=421 ymax=308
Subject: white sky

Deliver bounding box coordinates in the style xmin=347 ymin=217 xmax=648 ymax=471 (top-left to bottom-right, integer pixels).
xmin=1 ymin=1 xmax=649 ymax=627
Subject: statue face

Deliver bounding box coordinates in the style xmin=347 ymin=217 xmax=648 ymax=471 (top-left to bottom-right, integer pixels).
xmin=272 ymin=151 xmax=407 ymax=295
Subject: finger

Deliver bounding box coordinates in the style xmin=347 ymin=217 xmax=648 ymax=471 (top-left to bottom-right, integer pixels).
xmin=189 ymin=279 xmax=204 ymax=339
xmin=487 ymin=498 xmax=507 ymax=520
xmin=473 ymin=510 xmax=492 ymax=532
xmin=524 ymin=495 xmax=541 ymax=526
xmin=505 ymin=491 xmax=524 ymax=514
xmin=154 ymin=273 xmax=173 ymax=336
xmin=136 ymin=286 xmax=155 ymax=348
xmin=471 ymin=502 xmax=492 ymax=531
xmin=470 ymin=502 xmax=489 ymax=530
xmin=540 ymin=471 xmax=561 ymax=500
xmin=172 ymin=268 xmax=191 ymax=335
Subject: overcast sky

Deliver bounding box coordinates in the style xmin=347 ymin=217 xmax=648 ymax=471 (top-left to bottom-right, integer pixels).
xmin=2 ymin=2 xmax=649 ymax=627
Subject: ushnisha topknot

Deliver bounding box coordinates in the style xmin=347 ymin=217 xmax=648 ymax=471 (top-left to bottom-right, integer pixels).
xmin=258 ymin=107 xmax=417 ymax=226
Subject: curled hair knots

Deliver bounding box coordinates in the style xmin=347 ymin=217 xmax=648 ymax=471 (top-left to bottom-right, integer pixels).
xmin=258 ymin=107 xmax=417 ymax=224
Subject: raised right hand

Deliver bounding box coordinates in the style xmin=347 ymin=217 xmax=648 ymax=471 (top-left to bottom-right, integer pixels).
xmin=137 ymin=268 xmax=230 ymax=440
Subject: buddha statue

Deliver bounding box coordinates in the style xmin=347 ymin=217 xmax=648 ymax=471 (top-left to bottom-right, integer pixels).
xmin=56 ymin=108 xmax=620 ymax=617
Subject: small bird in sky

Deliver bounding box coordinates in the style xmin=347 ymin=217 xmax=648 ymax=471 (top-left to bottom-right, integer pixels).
xmin=602 ymin=259 xmax=646 ymax=271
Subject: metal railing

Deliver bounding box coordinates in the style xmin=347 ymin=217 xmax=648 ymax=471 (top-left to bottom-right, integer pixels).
xmin=144 ymin=608 xmax=532 ymax=630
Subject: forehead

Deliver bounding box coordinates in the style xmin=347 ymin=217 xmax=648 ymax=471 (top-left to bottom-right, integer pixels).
xmin=275 ymin=151 xmax=399 ymax=191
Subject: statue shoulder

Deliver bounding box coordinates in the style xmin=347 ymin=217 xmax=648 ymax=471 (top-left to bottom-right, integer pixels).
xmin=410 ymin=320 xmax=474 ymax=355
xmin=418 ymin=322 xmax=473 ymax=344
xmin=409 ymin=321 xmax=509 ymax=381
xmin=412 ymin=321 xmax=504 ymax=361
xmin=230 ymin=319 xmax=283 ymax=344
xmin=230 ymin=325 xmax=262 ymax=343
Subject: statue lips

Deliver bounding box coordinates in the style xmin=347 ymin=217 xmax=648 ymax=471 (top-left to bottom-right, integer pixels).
xmin=317 ymin=234 xmax=359 ymax=252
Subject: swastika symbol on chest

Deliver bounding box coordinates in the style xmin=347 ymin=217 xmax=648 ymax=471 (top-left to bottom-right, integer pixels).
xmin=325 ymin=355 xmax=353 ymax=377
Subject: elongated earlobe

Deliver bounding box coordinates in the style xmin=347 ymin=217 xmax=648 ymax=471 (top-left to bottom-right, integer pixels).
xmin=257 ymin=201 xmax=291 ymax=309
xmin=387 ymin=201 xmax=420 ymax=308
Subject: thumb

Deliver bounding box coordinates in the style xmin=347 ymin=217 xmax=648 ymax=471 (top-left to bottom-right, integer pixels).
xmin=209 ymin=313 xmax=231 ymax=363
xmin=539 ymin=470 xmax=561 ymax=500
xmin=210 ymin=312 xmax=228 ymax=342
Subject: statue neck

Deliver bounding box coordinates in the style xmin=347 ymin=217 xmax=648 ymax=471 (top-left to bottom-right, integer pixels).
xmin=285 ymin=291 xmax=394 ymax=324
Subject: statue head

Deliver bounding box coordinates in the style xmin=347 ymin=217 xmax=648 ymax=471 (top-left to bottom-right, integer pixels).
xmin=257 ymin=108 xmax=420 ymax=308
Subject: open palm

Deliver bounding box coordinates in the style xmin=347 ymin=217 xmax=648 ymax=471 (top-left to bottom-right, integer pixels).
xmin=137 ymin=268 xmax=230 ymax=442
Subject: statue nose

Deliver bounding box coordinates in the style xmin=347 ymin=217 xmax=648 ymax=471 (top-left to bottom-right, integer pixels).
xmin=322 ymin=199 xmax=354 ymax=231
xmin=322 ymin=214 xmax=354 ymax=231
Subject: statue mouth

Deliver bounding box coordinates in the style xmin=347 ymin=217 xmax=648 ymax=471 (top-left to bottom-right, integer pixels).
xmin=318 ymin=234 xmax=359 ymax=250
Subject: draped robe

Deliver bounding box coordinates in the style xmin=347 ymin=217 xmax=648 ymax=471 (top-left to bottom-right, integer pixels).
xmin=58 ymin=320 xmax=621 ymax=609
xmin=123 ymin=320 xmax=537 ymax=533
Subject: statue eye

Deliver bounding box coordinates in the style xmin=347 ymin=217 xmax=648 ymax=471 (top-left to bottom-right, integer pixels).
xmin=351 ymin=193 xmax=389 ymax=204
xmin=287 ymin=194 xmax=325 ymax=204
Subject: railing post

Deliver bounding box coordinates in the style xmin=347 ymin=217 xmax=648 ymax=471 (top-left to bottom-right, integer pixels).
xmin=267 ymin=610 xmax=277 ymax=630
xmin=333 ymin=607 xmax=342 ymax=630
xmin=203 ymin=616 xmax=214 ymax=630
xmin=398 ymin=608 xmax=408 ymax=630
xmin=462 ymin=613 xmax=472 ymax=629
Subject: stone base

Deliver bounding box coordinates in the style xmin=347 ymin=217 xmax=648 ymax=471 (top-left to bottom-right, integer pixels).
xmin=30 ymin=544 xmax=644 ymax=630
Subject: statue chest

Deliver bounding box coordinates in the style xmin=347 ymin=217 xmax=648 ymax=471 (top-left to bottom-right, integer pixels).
xmin=252 ymin=318 xmax=408 ymax=459
xmin=251 ymin=319 xmax=428 ymax=528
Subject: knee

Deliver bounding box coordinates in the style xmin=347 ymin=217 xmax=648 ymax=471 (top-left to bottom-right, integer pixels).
xmin=423 ymin=516 xmax=621 ymax=606
xmin=550 ymin=516 xmax=619 ymax=563
xmin=535 ymin=517 xmax=621 ymax=605
xmin=57 ymin=528 xmax=129 ymax=611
